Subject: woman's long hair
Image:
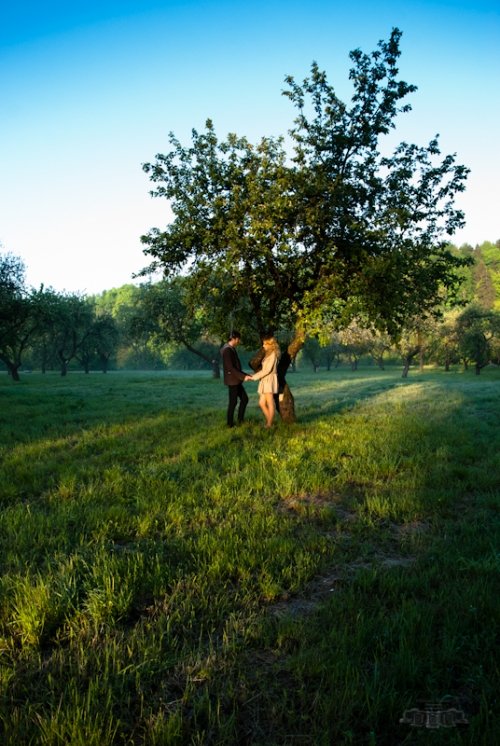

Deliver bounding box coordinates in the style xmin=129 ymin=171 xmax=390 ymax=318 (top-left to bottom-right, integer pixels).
xmin=263 ymin=336 xmax=281 ymax=359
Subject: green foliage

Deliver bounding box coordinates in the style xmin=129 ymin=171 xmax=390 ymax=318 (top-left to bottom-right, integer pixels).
xmin=92 ymin=312 xmax=120 ymax=372
xmin=474 ymin=241 xmax=500 ymax=309
xmin=142 ymin=125 xmax=296 ymax=344
xmin=0 ymin=253 xmax=36 ymax=379
xmin=46 ymin=292 xmax=96 ymax=375
xmin=0 ymin=272 xmax=123 ymax=379
xmin=455 ymin=305 xmax=500 ymax=373
xmin=134 ymin=279 xmax=222 ymax=373
xmin=0 ymin=252 xmax=26 ymax=297
xmin=0 ymin=369 xmax=499 ymax=743
xmin=141 ymin=29 xmax=471 ymax=346
xmin=449 ymin=241 xmax=500 ymax=311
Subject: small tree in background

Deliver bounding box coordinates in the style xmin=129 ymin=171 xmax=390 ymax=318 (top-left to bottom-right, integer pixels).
xmin=93 ymin=313 xmax=120 ymax=373
xmin=0 ymin=253 xmax=48 ymax=380
xmin=456 ymin=306 xmax=500 ymax=375
xmin=132 ymin=279 xmax=221 ymax=377
xmin=338 ymin=321 xmax=373 ymax=371
xmin=48 ymin=294 xmax=95 ymax=376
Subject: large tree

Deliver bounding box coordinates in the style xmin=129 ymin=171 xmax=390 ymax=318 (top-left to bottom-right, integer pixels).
xmin=140 ymin=28 xmax=471 ymax=418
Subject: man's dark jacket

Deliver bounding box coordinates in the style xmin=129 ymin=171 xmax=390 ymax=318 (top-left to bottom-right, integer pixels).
xmin=221 ymin=343 xmax=246 ymax=385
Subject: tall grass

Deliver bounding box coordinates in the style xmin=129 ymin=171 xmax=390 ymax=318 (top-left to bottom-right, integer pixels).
xmin=0 ymin=367 xmax=498 ymax=744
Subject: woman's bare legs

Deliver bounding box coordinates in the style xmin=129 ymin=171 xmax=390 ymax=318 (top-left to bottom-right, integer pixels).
xmin=259 ymin=393 xmax=276 ymax=428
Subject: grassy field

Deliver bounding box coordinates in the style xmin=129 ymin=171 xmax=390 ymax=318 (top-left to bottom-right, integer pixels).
xmin=0 ymin=366 xmax=498 ymax=745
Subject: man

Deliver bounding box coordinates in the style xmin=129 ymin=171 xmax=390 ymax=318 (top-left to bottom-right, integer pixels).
xmin=221 ymin=330 xmax=251 ymax=427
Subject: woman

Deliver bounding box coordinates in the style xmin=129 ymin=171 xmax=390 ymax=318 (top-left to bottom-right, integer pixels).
xmin=250 ymin=335 xmax=281 ymax=428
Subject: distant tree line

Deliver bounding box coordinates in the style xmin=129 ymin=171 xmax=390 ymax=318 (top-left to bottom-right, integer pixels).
xmin=1 ymin=240 xmax=499 ymax=381
xmin=298 ymin=240 xmax=500 ymax=377
xmin=0 ymin=254 xmax=223 ymax=380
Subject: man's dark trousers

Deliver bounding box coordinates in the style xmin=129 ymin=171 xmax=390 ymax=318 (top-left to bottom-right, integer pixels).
xmin=227 ymin=383 xmax=248 ymax=427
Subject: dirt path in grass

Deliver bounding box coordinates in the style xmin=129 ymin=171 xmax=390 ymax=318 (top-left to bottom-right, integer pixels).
xmin=271 ymin=494 xmax=428 ymax=618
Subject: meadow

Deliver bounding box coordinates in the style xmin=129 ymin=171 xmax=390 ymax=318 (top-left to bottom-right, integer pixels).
xmin=0 ymin=366 xmax=498 ymax=745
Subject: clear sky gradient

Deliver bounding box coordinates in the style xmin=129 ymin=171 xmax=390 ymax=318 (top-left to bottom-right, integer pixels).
xmin=1 ymin=0 xmax=499 ymax=294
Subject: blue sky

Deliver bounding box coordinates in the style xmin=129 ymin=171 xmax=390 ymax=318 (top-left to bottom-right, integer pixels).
xmin=1 ymin=0 xmax=499 ymax=294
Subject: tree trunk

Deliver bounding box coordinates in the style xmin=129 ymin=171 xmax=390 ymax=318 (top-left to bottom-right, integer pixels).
xmin=276 ymin=383 xmax=295 ymax=423
xmin=182 ymin=340 xmax=220 ymax=377
xmin=288 ymin=328 xmax=306 ymax=361
xmin=249 ymin=347 xmax=265 ymax=372
xmin=401 ymin=348 xmax=419 ymax=378
xmin=418 ymin=330 xmax=425 ymax=372
xmin=41 ymin=345 xmax=49 ymax=374
xmin=6 ymin=361 xmax=21 ymax=381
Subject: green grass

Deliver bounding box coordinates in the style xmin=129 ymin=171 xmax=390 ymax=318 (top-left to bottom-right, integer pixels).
xmin=0 ymin=367 xmax=499 ymax=744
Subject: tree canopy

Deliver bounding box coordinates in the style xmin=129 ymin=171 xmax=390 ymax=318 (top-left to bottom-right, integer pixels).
xmin=140 ymin=28 xmax=471 ymax=350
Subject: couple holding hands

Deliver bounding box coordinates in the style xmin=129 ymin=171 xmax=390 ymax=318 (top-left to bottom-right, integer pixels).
xmin=221 ymin=330 xmax=280 ymax=429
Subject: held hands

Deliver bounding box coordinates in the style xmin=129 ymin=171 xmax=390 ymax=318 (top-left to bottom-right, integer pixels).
xmin=244 ymin=375 xmax=253 ymax=381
